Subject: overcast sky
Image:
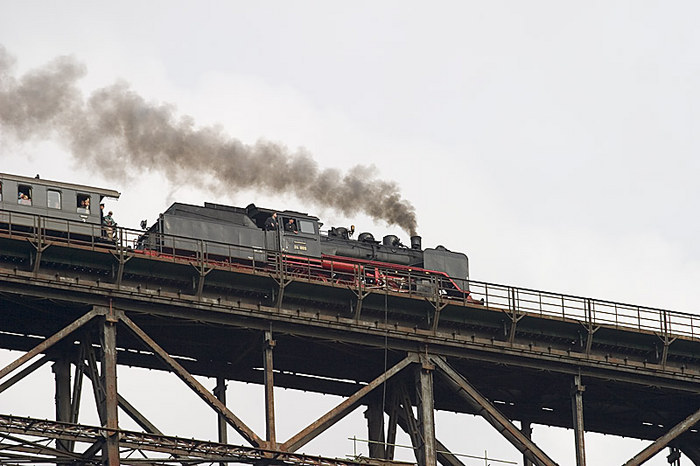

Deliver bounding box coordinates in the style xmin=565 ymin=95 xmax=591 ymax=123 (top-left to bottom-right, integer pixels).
xmin=1 ymin=2 xmax=699 ymax=465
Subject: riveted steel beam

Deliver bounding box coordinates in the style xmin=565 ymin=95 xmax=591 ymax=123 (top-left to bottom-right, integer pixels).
xmin=415 ymin=354 xmax=436 ymax=466
xmin=0 ymin=413 xmax=387 ymax=465
xmin=214 ymin=376 xmax=228 ymax=466
xmin=398 ymin=382 xmax=422 ymax=455
xmin=384 ymin=390 xmax=399 ymax=460
xmin=522 ymin=420 xmax=534 ymax=466
xmin=214 ymin=377 xmax=228 ymax=445
xmin=430 ymin=355 xmax=558 ymax=466
xmin=571 ymin=375 xmax=586 ymax=466
xmin=281 ymin=354 xmax=417 ymax=452
xmin=52 ymin=357 xmax=72 ymax=453
xmin=623 ymin=406 xmax=700 ymax=466
xmin=69 ymin=339 xmax=87 ymax=426
xmin=390 ymin=385 xmax=465 ymax=466
xmin=364 ymin=393 xmax=386 ymax=459
xmin=101 ymin=314 xmax=119 ymax=466
xmin=118 ymin=312 xmax=265 ymax=448
xmin=83 ymin=341 xmax=108 ymax=425
xmin=263 ymin=329 xmax=277 ymax=449
xmin=0 ymin=308 xmax=101 ymax=381
xmin=0 ymin=355 xmax=49 ymax=394
xmin=117 ymin=393 xmax=162 ymax=435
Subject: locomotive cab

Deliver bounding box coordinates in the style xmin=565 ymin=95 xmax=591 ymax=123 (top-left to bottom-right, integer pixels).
xmin=244 ymin=204 xmax=322 ymax=257
xmin=278 ymin=213 xmax=321 ymax=257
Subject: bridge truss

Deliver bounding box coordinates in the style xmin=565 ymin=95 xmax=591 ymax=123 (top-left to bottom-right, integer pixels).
xmin=1 ymin=220 xmax=700 ymax=465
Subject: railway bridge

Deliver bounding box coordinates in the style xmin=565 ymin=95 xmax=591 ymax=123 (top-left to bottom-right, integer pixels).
xmin=0 ymin=215 xmax=699 ymax=465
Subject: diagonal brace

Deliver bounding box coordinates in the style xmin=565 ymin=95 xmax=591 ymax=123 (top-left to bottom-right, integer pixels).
xmin=430 ymin=355 xmax=559 ymax=466
xmin=281 ymin=354 xmax=418 ymax=452
xmin=119 ymin=312 xmax=264 ymax=448
xmin=117 ymin=394 xmax=163 ymax=435
xmin=622 ymin=406 xmax=700 ymax=466
xmin=0 ymin=309 xmax=101 ymax=381
xmin=0 ymin=355 xmax=50 ymax=394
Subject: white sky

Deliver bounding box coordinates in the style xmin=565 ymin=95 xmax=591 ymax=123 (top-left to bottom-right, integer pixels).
xmin=1 ymin=2 xmax=699 ymax=465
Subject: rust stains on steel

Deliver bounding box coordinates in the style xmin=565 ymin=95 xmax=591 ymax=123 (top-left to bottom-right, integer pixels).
xmin=281 ymin=354 xmax=418 ymax=453
xmin=0 ymin=308 xmax=102 ymax=381
xmin=118 ymin=312 xmax=266 ymax=448
xmin=0 ymin=413 xmax=395 ymax=466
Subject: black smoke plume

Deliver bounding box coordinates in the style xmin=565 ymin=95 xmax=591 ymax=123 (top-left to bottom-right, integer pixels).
xmin=0 ymin=46 xmax=418 ymax=235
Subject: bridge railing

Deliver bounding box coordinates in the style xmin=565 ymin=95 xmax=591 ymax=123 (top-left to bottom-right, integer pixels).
xmin=0 ymin=211 xmax=698 ymax=340
xmin=459 ymin=278 xmax=697 ymax=339
xmin=0 ymin=210 xmax=111 ymax=249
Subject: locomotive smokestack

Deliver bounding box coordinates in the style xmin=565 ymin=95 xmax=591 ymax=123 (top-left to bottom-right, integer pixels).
xmin=0 ymin=46 xmax=419 ymax=235
xmin=411 ymin=235 xmax=422 ymax=250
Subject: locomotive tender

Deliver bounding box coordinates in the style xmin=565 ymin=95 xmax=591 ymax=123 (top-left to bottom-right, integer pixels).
xmin=0 ymin=172 xmax=473 ymax=298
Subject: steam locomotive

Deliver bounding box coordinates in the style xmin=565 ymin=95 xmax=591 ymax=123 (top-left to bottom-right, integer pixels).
xmin=0 ymin=172 xmax=475 ymax=300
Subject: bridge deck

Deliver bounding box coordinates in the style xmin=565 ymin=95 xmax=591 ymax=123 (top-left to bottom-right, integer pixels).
xmin=1 ymin=221 xmax=700 ymax=463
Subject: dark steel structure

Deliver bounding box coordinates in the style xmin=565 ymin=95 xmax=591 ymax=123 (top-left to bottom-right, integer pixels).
xmin=1 ymin=210 xmax=700 ymax=465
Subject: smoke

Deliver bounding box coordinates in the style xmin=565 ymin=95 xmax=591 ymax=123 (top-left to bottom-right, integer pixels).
xmin=0 ymin=46 xmax=418 ymax=235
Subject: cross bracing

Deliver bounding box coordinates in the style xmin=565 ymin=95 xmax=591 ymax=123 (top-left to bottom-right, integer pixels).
xmin=1 ymin=222 xmax=700 ymax=465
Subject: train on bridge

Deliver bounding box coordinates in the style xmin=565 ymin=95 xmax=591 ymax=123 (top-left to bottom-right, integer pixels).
xmin=0 ymin=172 xmax=481 ymax=302
xmin=3 ymin=174 xmax=700 ymax=466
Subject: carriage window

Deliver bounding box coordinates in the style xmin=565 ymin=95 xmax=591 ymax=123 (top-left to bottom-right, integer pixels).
xmin=77 ymin=193 xmax=91 ymax=214
xmin=18 ymin=185 xmax=32 ymax=206
xmin=298 ymin=219 xmax=316 ymax=235
xmin=0 ymin=181 xmax=3 ymax=201
xmin=47 ymin=190 xmax=62 ymax=209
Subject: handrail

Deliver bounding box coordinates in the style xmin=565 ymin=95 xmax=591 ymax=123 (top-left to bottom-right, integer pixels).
xmin=0 ymin=209 xmax=697 ymax=341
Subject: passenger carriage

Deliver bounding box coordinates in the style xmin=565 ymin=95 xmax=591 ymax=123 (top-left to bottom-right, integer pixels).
xmin=0 ymin=172 xmax=121 ymax=240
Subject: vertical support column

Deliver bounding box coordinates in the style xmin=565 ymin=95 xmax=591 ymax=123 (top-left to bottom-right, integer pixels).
xmin=365 ymin=394 xmax=386 ymax=459
xmin=521 ymin=419 xmax=533 ymax=466
xmin=53 ymin=357 xmax=72 ymax=453
xmin=70 ymin=340 xmax=87 ymax=425
xmin=101 ymin=312 xmax=119 ymax=466
xmin=214 ymin=377 xmax=228 ymax=466
xmin=571 ymin=374 xmax=586 ymax=466
xmin=415 ymin=354 xmax=436 ymax=466
xmin=667 ymin=447 xmax=681 ymax=466
xmin=263 ymin=330 xmax=277 ymax=449
xmin=385 ymin=391 xmax=399 ymax=460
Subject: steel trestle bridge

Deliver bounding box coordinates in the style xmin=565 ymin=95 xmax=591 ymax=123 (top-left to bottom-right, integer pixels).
xmin=0 ymin=213 xmax=699 ymax=465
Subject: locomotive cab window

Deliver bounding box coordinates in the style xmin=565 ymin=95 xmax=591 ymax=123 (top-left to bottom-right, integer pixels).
xmin=47 ymin=190 xmax=62 ymax=210
xmin=17 ymin=185 xmax=32 ymax=205
xmin=298 ymin=219 xmax=316 ymax=235
xmin=77 ymin=194 xmax=91 ymax=214
xmin=283 ymin=217 xmax=298 ymax=233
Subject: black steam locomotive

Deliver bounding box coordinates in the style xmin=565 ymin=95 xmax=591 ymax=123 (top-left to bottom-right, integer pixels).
xmin=138 ymin=201 xmax=473 ymax=298
xmin=0 ymin=172 xmax=475 ymax=300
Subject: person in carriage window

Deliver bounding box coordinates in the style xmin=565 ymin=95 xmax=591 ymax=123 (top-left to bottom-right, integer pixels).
xmin=18 ymin=190 xmax=31 ymax=205
xmin=77 ymin=196 xmax=90 ymax=214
